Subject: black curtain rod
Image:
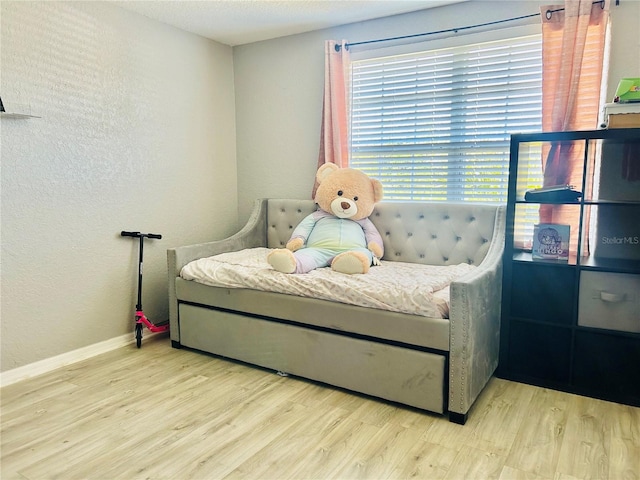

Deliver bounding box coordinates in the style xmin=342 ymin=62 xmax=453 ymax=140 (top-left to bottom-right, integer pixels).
xmin=336 ymin=0 xmax=611 ymax=52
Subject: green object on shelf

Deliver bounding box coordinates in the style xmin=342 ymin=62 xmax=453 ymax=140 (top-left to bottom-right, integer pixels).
xmin=614 ymin=77 xmax=640 ymax=103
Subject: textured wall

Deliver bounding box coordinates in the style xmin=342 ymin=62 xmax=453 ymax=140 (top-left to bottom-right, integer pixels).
xmin=234 ymin=0 xmax=640 ymax=223
xmin=1 ymin=1 xmax=237 ymax=371
xmin=2 ymin=0 xmax=637 ymax=374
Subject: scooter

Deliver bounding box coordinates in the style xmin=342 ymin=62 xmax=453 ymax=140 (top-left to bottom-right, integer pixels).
xmin=121 ymin=231 xmax=169 ymax=348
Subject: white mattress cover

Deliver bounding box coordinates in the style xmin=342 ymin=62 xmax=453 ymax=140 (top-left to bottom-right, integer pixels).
xmin=181 ymin=248 xmax=476 ymax=319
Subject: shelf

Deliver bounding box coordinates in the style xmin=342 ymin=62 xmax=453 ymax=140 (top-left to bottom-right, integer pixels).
xmin=0 ymin=112 xmax=40 ymax=119
xmin=501 ymin=128 xmax=640 ymax=408
xmin=511 ymin=127 xmax=640 ymax=142
xmin=513 ymin=250 xmax=576 ymax=265
xmin=511 ymin=316 xmax=640 ymax=338
xmin=575 ymin=322 xmax=640 ymax=338
xmin=515 ymin=199 xmax=581 ymax=205
xmin=515 ymin=199 xmax=640 ymax=206
xmin=584 ymin=200 xmax=640 ymax=206
xmin=579 ymin=255 xmax=640 ymax=272
xmin=513 ymin=251 xmax=640 ymax=271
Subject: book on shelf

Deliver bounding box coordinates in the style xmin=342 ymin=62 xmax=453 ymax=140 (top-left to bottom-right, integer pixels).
xmin=524 ymin=185 xmax=582 ymax=202
xmin=532 ymin=223 xmax=570 ymax=261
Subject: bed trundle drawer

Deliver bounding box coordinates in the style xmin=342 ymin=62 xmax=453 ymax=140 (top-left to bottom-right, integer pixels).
xmin=179 ymin=303 xmax=446 ymax=414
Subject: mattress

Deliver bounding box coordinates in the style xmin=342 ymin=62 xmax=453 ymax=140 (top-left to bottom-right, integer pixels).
xmin=181 ymin=248 xmax=476 ymax=319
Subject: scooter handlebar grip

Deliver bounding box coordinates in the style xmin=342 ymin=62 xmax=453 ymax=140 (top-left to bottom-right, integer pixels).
xmin=147 ymin=233 xmax=162 ymax=239
xmin=121 ymin=231 xmax=140 ymax=237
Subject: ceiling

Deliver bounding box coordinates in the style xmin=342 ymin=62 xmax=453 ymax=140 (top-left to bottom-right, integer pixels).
xmin=115 ymin=0 xmax=467 ymax=46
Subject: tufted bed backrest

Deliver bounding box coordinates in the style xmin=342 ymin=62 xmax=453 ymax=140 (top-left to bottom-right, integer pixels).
xmin=266 ymin=199 xmax=502 ymax=266
xmin=267 ymin=199 xmax=318 ymax=249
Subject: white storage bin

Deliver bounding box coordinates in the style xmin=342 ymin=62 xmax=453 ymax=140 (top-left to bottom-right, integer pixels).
xmin=578 ymin=271 xmax=640 ymax=333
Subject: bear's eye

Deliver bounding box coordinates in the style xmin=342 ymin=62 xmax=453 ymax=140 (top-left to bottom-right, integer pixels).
xmin=337 ymin=190 xmax=343 ymax=196
xmin=354 ymin=196 xmax=358 ymax=201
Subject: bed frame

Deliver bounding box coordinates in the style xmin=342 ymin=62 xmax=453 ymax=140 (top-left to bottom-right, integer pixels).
xmin=168 ymin=199 xmax=506 ymax=424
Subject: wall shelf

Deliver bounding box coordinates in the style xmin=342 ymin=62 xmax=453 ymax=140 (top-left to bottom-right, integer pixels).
xmin=0 ymin=112 xmax=40 ymax=119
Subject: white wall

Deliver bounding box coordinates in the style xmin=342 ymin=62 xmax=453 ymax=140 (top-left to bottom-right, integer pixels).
xmin=234 ymin=0 xmax=640 ymax=222
xmin=0 ymin=1 xmax=238 ymax=371
xmin=607 ymin=0 xmax=640 ymax=101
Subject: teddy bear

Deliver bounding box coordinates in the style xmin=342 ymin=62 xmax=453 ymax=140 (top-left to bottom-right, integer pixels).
xmin=267 ymin=163 xmax=384 ymax=275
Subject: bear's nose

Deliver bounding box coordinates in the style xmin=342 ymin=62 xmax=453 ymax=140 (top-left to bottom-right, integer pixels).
xmin=341 ymin=201 xmax=350 ymax=210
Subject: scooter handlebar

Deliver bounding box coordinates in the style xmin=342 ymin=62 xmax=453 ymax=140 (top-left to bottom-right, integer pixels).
xmin=121 ymin=231 xmax=162 ymax=239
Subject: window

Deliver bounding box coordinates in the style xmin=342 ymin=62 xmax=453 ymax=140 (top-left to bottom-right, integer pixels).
xmin=350 ymin=33 xmax=543 ymax=204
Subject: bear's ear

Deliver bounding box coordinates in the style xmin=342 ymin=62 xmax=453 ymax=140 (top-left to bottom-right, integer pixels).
xmin=372 ymin=178 xmax=384 ymax=203
xmin=316 ymin=163 xmax=339 ymax=184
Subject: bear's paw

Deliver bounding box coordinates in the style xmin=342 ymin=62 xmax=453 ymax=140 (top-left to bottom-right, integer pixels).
xmin=268 ymin=249 xmax=297 ymax=274
xmin=331 ymin=251 xmax=370 ymax=275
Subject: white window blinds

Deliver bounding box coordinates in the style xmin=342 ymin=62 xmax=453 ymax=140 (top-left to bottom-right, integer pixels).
xmin=350 ymin=34 xmax=543 ymax=203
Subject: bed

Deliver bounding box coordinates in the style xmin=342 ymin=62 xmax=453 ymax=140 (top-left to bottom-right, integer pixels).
xmin=168 ymin=199 xmax=506 ymax=424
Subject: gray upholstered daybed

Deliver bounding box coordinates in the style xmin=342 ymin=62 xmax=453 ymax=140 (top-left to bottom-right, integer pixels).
xmin=168 ymin=199 xmax=506 ymax=424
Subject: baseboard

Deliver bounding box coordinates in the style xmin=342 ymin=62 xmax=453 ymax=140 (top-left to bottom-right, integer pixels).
xmin=1 ymin=332 xmax=141 ymax=388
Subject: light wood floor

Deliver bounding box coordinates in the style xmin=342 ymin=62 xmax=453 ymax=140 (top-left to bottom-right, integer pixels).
xmin=1 ymin=335 xmax=638 ymax=480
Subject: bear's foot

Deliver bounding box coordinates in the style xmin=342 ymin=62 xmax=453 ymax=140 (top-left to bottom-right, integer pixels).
xmin=267 ymin=249 xmax=297 ymax=274
xmin=331 ymin=251 xmax=370 ymax=275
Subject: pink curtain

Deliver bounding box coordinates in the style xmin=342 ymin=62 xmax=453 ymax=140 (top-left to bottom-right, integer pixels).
xmin=313 ymin=40 xmax=351 ymax=198
xmin=539 ymin=0 xmax=609 ymax=255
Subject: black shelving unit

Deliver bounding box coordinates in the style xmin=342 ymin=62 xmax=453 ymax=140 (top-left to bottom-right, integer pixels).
xmin=497 ymin=128 xmax=640 ymax=407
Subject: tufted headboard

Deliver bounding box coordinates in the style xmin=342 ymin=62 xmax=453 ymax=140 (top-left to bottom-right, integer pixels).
xmin=266 ymin=199 xmax=502 ymax=267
